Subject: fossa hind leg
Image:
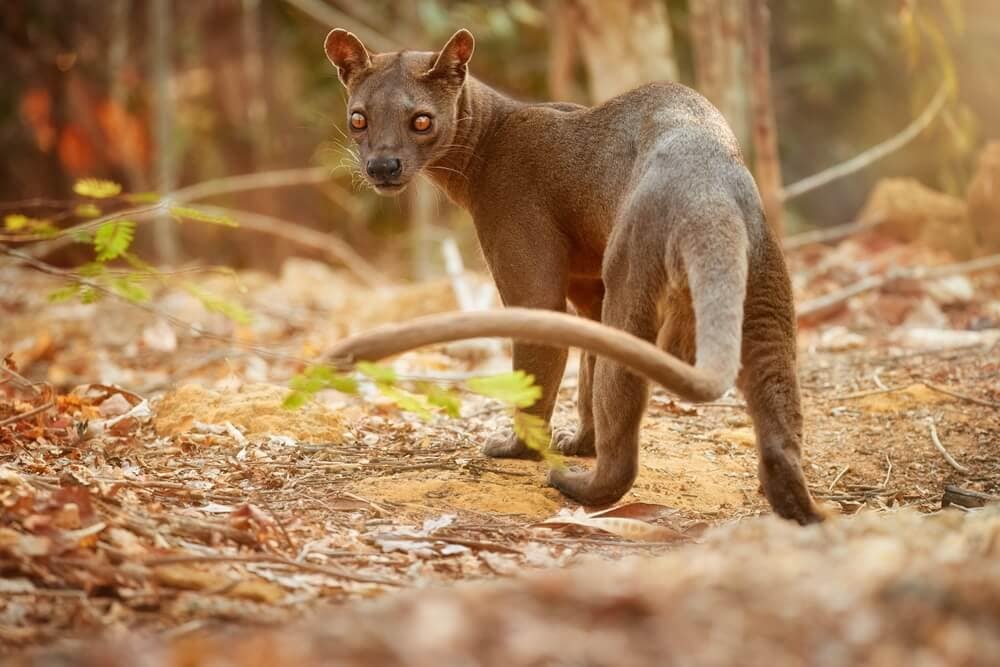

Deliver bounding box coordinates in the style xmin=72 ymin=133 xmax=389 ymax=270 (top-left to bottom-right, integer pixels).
xmin=739 ymin=238 xmax=824 ymax=524
xmin=549 ymin=237 xmax=658 ymax=505
xmin=553 ymin=279 xmax=604 ymax=456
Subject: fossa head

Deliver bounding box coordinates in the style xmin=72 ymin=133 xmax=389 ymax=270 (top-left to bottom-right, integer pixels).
xmin=325 ymin=28 xmax=475 ymax=195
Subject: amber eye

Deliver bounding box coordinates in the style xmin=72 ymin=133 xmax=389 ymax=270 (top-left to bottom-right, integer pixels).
xmin=350 ymin=112 xmax=367 ymax=130
xmin=412 ymin=114 xmax=432 ymax=132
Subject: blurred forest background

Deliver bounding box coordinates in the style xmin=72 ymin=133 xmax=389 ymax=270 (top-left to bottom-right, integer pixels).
xmin=1 ymin=0 xmax=997 ymax=277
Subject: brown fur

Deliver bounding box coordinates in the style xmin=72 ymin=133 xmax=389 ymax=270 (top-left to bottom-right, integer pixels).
xmin=324 ymin=29 xmax=823 ymax=524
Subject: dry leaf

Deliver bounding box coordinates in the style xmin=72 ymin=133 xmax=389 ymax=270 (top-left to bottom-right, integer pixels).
xmin=588 ymin=502 xmax=679 ymax=522
xmin=229 ymin=579 xmax=286 ymax=604
xmin=533 ymin=515 xmax=687 ymax=543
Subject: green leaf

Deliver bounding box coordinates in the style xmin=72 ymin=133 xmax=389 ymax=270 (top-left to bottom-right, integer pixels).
xmin=73 ymin=178 xmax=122 ymax=199
xmin=121 ymin=252 xmax=155 ymax=273
xmin=357 ymin=361 xmax=396 ymax=385
xmin=79 ymin=286 xmax=102 ymax=304
xmin=71 ymin=229 xmax=95 ymax=244
xmin=416 ymin=382 xmax=462 ymax=418
xmin=513 ymin=412 xmax=562 ymax=466
xmin=125 ymin=192 xmax=161 ymax=204
xmin=378 ymin=385 xmax=433 ymax=421
xmin=47 ymin=284 xmax=80 ymax=303
xmin=4 ymin=214 xmax=29 ymax=231
xmin=74 ymin=203 xmax=102 ymax=218
xmin=184 ymin=283 xmax=252 ymax=325
xmin=4 ymin=215 xmax=55 ymax=236
xmin=94 ymin=220 xmax=136 ymax=261
xmin=466 ymin=371 xmax=541 ymax=408
xmin=111 ymin=276 xmax=150 ymax=303
xmin=304 ymin=365 xmax=359 ymax=394
xmin=77 ymin=262 xmax=106 ymax=278
xmin=282 ymin=390 xmax=310 ymax=410
xmin=169 ymin=206 xmax=238 ymax=227
xmin=27 ymin=220 xmax=59 ymax=238
xmin=284 ymin=365 xmax=360 ymax=410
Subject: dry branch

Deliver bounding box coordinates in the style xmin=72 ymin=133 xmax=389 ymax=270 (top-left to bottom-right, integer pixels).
xmin=797 ymin=252 xmax=1000 ymax=320
xmin=923 ymin=382 xmax=1000 ymax=409
xmin=282 ymin=0 xmax=399 ymax=52
xmin=170 ymin=166 xmax=331 ymax=202
xmin=782 ymin=217 xmax=886 ymax=251
xmin=16 ymin=166 xmax=382 ymax=287
xmin=190 ymin=205 xmax=387 ymax=288
xmin=782 ymin=80 xmax=949 ymax=201
xmin=0 ymin=400 xmax=54 ymax=428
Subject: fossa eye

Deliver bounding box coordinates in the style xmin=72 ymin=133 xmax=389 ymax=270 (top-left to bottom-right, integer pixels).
xmin=350 ymin=112 xmax=367 ymax=130
xmin=412 ymin=114 xmax=432 ymax=132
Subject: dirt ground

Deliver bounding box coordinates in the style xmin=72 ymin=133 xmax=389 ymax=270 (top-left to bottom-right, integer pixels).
xmin=1 ymin=227 xmax=999 ymax=661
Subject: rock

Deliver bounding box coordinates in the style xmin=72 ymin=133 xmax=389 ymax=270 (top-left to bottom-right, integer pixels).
xmin=890 ymin=327 xmax=1000 ymax=351
xmin=859 ymin=178 xmax=974 ymax=258
xmin=817 ymin=326 xmax=866 ymax=352
xmin=926 ymin=275 xmax=975 ymax=304
xmin=901 ymin=298 xmax=948 ymax=330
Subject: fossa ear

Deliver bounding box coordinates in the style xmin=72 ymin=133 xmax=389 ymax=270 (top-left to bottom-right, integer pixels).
xmin=426 ymin=29 xmax=475 ymax=84
xmin=324 ymin=29 xmax=372 ymax=87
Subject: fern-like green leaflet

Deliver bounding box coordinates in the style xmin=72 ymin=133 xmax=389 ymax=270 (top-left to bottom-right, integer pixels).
xmin=94 ymin=220 xmax=136 ymax=261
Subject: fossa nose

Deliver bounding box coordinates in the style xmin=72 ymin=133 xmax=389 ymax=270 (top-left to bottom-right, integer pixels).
xmin=366 ymin=157 xmax=402 ymax=182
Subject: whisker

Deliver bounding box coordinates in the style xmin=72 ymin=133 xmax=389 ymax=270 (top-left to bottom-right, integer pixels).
xmin=330 ymin=123 xmax=349 ymax=142
xmin=426 ymin=164 xmax=470 ymax=183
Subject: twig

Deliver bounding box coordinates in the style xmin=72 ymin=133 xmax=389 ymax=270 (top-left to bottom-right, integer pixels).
xmin=828 ymin=465 xmax=850 ymax=493
xmin=255 ymin=493 xmax=297 ymax=556
xmin=144 ymin=554 xmax=400 ymax=586
xmin=11 ymin=203 xmax=165 ymax=254
xmin=798 ymin=252 xmax=1000 ymax=320
xmin=832 ymin=381 xmax=1000 ymax=408
xmin=782 ymin=218 xmax=885 ymax=251
xmin=18 ymin=166 xmax=364 ymax=264
xmin=0 ymin=400 xmax=54 ymax=428
xmin=927 ymin=417 xmax=970 ymax=474
xmin=190 ymin=205 xmax=387 ymax=288
xmin=782 ymin=80 xmax=949 ymax=201
xmin=872 ymin=368 xmax=888 ymax=391
xmin=923 ymin=382 xmax=1000 ymax=409
xmin=169 ymin=166 xmax=332 ymax=203
xmin=0 ymin=364 xmax=43 ymax=395
xmin=373 ymin=533 xmax=523 ymax=555
xmin=281 ymin=0 xmax=400 ymax=53
xmin=882 ymin=453 xmax=893 ymax=489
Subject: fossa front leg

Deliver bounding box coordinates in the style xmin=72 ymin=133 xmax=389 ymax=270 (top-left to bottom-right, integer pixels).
xmin=482 ymin=340 xmax=568 ymax=458
xmin=479 ymin=227 xmax=569 ymax=459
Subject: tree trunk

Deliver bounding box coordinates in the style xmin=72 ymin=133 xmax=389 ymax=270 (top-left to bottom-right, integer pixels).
xmin=567 ymin=0 xmax=678 ymax=103
xmin=150 ymin=0 xmax=181 ymax=264
xmin=547 ymin=0 xmax=579 ymax=102
xmin=689 ymin=0 xmax=750 ymax=149
xmin=745 ymin=0 xmax=785 ymax=237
